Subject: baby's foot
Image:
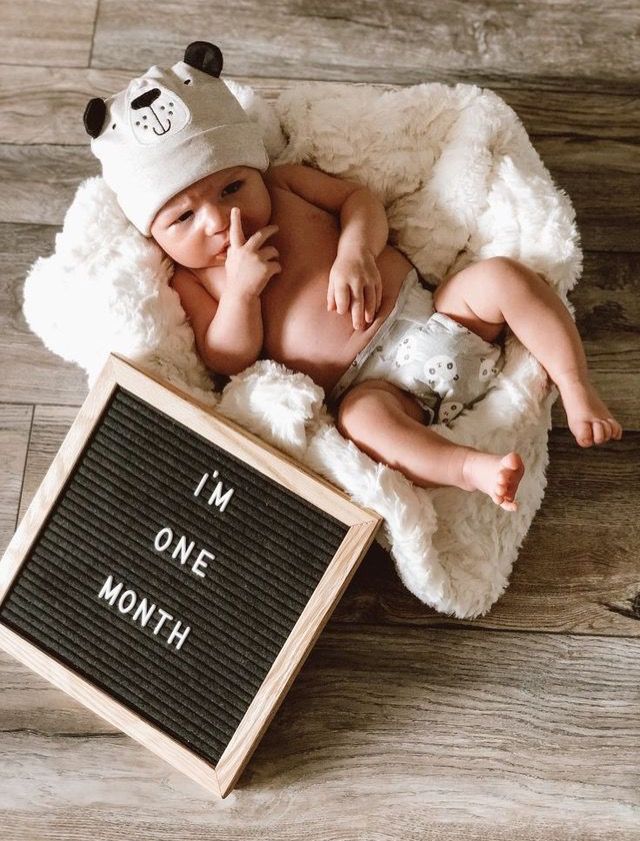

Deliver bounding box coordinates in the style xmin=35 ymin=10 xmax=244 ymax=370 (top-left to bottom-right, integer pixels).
xmin=461 ymin=450 xmax=525 ymax=512
xmin=557 ymin=374 xmax=623 ymax=447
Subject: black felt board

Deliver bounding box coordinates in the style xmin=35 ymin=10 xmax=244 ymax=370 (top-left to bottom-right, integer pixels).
xmin=0 ymin=386 xmax=349 ymax=766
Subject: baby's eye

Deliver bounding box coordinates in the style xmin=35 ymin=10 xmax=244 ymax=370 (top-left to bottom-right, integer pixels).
xmin=222 ymin=180 xmax=243 ymax=196
xmin=174 ymin=210 xmax=193 ymax=224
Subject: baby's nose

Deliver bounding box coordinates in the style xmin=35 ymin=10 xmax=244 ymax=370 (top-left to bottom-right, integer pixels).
xmin=202 ymin=206 xmax=229 ymax=235
xmin=204 ymin=219 xmax=229 ymax=236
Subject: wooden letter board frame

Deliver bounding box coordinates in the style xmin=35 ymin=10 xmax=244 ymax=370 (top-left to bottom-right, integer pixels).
xmin=0 ymin=353 xmax=382 ymax=797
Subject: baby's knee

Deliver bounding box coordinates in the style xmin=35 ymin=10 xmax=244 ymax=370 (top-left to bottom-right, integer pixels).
xmin=336 ymin=378 xmax=423 ymax=438
xmin=337 ymin=381 xmax=382 ymax=437
xmin=485 ymin=255 xmax=549 ymax=289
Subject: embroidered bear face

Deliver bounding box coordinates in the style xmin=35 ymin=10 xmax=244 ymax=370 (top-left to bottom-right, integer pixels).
xmin=423 ymin=354 xmax=459 ymax=393
xmin=126 ymin=84 xmax=191 ymax=144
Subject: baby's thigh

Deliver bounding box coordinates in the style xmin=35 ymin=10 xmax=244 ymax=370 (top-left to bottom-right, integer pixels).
xmin=433 ymin=260 xmax=506 ymax=344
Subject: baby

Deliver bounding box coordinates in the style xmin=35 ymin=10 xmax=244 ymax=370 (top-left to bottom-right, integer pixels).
xmin=85 ymin=41 xmax=623 ymax=512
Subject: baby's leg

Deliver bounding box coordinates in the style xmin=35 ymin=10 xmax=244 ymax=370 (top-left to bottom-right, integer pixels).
xmin=434 ymin=257 xmax=623 ymax=447
xmin=336 ymin=379 xmax=525 ymax=511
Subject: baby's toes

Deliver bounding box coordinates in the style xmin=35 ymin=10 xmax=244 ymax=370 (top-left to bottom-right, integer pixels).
xmin=496 ymin=453 xmax=524 ymax=502
xmin=593 ymin=420 xmax=612 ymax=445
xmin=574 ymin=420 xmax=594 ymax=447
xmin=607 ymin=417 xmax=623 ymax=440
xmin=592 ymin=420 xmax=605 ymax=444
xmin=495 ymin=476 xmax=510 ymax=497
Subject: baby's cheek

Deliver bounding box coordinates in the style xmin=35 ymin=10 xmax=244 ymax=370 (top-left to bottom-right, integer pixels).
xmin=167 ymin=234 xmax=206 ymax=268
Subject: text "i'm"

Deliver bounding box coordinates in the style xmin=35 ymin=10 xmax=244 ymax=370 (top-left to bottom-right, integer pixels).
xmin=193 ymin=470 xmax=235 ymax=513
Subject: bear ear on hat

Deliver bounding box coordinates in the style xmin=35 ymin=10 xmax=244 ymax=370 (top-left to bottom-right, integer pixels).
xmin=183 ymin=41 xmax=223 ymax=78
xmin=83 ymin=97 xmax=107 ymax=138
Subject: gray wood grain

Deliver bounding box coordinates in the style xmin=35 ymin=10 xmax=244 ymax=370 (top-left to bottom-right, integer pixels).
xmin=89 ymin=1 xmax=640 ymax=94
xmin=1 ymin=627 xmax=638 ymax=837
xmin=0 ymin=0 xmax=97 ymax=67
xmin=2 ymin=67 xmax=639 ymax=148
xmin=0 ymin=405 xmax=32 ymax=549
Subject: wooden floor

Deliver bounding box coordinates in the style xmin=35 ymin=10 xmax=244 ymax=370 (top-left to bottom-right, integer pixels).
xmin=1 ymin=1 xmax=639 ymax=837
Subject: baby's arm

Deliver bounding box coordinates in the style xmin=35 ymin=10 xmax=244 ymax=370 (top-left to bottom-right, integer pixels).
xmin=171 ymin=268 xmax=262 ymax=375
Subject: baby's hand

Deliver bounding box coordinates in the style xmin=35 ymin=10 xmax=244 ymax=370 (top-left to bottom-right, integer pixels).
xmin=327 ymin=247 xmax=383 ymax=330
xmin=223 ymin=207 xmax=281 ymax=299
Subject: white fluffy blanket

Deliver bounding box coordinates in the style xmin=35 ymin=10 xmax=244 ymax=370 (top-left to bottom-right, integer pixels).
xmin=22 ymin=79 xmax=581 ymax=618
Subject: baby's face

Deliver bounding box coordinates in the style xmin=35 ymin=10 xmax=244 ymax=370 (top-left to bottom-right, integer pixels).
xmin=150 ymin=165 xmax=272 ymax=270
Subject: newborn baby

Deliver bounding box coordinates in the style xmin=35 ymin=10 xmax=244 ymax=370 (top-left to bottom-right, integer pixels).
xmin=85 ymin=41 xmax=623 ymax=513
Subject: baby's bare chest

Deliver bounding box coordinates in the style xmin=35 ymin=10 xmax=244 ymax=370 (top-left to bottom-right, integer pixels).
xmin=201 ymin=187 xmax=338 ymax=306
xmin=203 ymin=188 xmax=350 ymax=358
xmin=201 ymin=186 xmax=411 ymax=394
xmin=260 ymin=188 xmax=344 ymax=347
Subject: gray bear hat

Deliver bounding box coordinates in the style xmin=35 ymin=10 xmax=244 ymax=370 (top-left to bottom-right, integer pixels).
xmin=83 ymin=41 xmax=270 ymax=237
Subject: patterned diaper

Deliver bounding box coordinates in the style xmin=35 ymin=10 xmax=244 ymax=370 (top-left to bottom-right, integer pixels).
xmin=328 ymin=266 xmax=505 ymax=426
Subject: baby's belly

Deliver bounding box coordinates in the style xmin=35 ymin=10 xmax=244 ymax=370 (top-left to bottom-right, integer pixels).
xmin=261 ymin=243 xmax=414 ymax=396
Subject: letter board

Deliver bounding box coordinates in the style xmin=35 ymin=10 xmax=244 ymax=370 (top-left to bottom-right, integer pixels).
xmin=0 ymin=353 xmax=382 ymax=797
